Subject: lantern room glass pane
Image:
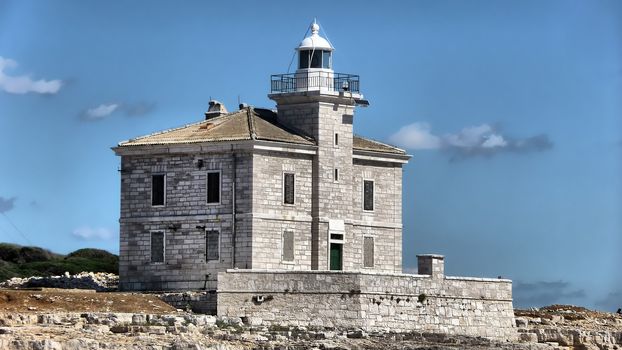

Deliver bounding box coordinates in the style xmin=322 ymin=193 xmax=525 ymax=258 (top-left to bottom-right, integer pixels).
xmin=322 ymin=51 xmax=331 ymax=69
xmin=299 ymin=50 xmax=310 ymax=69
xmin=299 ymin=50 xmax=330 ymax=69
xmin=310 ymin=50 xmax=321 ymax=68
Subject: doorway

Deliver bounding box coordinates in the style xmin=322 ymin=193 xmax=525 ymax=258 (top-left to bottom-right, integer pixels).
xmin=329 ymin=243 xmax=342 ymax=270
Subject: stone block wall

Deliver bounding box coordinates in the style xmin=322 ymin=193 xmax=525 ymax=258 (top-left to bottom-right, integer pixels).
xmin=119 ymin=151 xmax=253 ymax=291
xmin=352 ymin=160 xmax=403 ymax=224
xmin=251 ymin=151 xmax=314 ymax=270
xmin=217 ymin=268 xmax=517 ymax=341
xmin=159 ymin=291 xmax=217 ymax=314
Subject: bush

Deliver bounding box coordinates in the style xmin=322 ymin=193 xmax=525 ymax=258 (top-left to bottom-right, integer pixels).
xmin=0 ymin=243 xmax=118 ymax=280
xmin=0 ymin=243 xmax=60 ymax=264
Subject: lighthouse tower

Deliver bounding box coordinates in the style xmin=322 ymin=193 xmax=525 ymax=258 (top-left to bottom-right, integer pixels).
xmin=270 ymin=21 xmax=366 ymax=270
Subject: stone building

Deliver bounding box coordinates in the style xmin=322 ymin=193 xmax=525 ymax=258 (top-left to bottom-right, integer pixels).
xmin=113 ymin=21 xmax=409 ymax=291
xmin=114 ymin=22 xmax=517 ymax=340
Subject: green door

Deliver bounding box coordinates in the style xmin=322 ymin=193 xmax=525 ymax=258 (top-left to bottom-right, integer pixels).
xmin=330 ymin=243 xmax=342 ymax=270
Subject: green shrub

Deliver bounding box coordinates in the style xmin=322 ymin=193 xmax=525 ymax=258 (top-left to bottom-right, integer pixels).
xmin=0 ymin=243 xmax=118 ymax=281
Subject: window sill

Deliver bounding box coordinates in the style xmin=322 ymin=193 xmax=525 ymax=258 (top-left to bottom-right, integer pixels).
xmin=281 ymin=260 xmax=295 ymax=265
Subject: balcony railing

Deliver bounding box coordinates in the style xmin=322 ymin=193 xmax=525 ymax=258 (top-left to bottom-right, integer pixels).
xmin=271 ymin=72 xmax=360 ymax=94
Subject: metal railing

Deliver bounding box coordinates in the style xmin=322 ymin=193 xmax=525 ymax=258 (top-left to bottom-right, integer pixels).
xmin=270 ymin=72 xmax=360 ymax=94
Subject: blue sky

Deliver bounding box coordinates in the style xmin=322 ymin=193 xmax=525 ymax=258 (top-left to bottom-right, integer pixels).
xmin=0 ymin=0 xmax=620 ymax=311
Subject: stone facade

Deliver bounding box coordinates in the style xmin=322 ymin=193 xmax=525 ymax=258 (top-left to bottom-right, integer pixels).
xmin=117 ymin=149 xmax=254 ymax=291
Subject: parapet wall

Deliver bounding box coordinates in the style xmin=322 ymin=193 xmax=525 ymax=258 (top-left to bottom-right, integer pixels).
xmin=217 ymin=269 xmax=517 ymax=341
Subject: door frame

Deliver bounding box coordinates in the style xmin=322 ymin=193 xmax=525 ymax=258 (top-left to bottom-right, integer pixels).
xmin=327 ymin=229 xmax=345 ymax=270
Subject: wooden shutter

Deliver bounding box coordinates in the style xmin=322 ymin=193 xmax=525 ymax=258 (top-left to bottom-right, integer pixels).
xmin=363 ymin=180 xmax=374 ymax=211
xmin=283 ymin=173 xmax=295 ymax=204
xmin=363 ymin=236 xmax=374 ymax=268
xmin=152 ymin=175 xmax=165 ymax=206
xmin=150 ymin=231 xmax=165 ymax=263
xmin=282 ymin=230 xmax=294 ymax=262
xmin=206 ymin=230 xmax=219 ymax=261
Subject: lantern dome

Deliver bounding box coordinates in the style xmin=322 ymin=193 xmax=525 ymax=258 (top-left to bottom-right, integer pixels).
xmin=297 ymin=21 xmax=333 ymax=51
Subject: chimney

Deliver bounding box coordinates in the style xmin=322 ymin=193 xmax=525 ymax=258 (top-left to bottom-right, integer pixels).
xmin=417 ymin=254 xmax=445 ymax=280
xmin=205 ymin=100 xmax=228 ymax=119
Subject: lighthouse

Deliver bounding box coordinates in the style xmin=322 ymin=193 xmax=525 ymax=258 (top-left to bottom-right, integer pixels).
xmin=270 ymin=21 xmax=367 ymax=270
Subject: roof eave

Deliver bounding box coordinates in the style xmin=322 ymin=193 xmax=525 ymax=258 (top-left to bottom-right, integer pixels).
xmin=112 ymin=139 xmax=317 ymax=156
xmin=353 ymin=148 xmax=411 ymax=164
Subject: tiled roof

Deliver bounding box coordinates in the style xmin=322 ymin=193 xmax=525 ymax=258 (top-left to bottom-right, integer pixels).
xmin=118 ymin=108 xmax=314 ymax=147
xmin=118 ymin=107 xmax=406 ymax=155
xmin=353 ymin=135 xmax=406 ymax=155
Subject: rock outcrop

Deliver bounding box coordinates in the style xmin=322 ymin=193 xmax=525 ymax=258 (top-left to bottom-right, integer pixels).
xmin=515 ymin=305 xmax=622 ymax=349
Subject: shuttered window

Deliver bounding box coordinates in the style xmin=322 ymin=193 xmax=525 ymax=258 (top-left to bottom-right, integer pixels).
xmin=363 ymin=180 xmax=374 ymax=211
xmin=150 ymin=231 xmax=165 ymax=263
xmin=206 ymin=230 xmax=219 ymax=261
xmin=282 ymin=230 xmax=294 ymax=262
xmin=207 ymin=171 xmax=220 ymax=204
xmin=283 ymin=173 xmax=295 ymax=205
xmin=363 ymin=236 xmax=374 ymax=268
xmin=151 ymin=174 xmax=165 ymax=206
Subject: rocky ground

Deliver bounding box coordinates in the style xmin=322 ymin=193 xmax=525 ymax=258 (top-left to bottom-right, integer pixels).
xmin=515 ymin=305 xmax=622 ymax=349
xmin=0 ymin=273 xmax=620 ymax=350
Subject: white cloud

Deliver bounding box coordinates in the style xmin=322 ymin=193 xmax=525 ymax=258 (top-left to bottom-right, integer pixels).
xmin=389 ymin=122 xmax=552 ymax=159
xmin=444 ymin=124 xmax=494 ymax=148
xmin=83 ymin=103 xmax=119 ymax=120
xmin=482 ymin=134 xmax=507 ymax=148
xmin=79 ymin=101 xmax=156 ymax=121
xmin=388 ymin=122 xmax=441 ymax=150
xmin=71 ymin=226 xmax=115 ymax=241
xmin=0 ymin=56 xmax=62 ymax=94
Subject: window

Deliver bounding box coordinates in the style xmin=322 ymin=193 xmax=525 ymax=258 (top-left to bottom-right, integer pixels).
xmin=334 ymin=133 xmax=339 ymax=146
xmin=363 ymin=236 xmax=374 ymax=268
xmin=207 ymin=171 xmax=221 ymax=204
xmin=334 ymin=168 xmax=339 ymax=182
xmin=151 ymin=174 xmax=165 ymax=206
xmin=322 ymin=50 xmax=331 ymax=69
xmin=299 ymin=50 xmax=309 ymax=69
xmin=299 ymin=50 xmax=330 ymax=69
xmin=206 ymin=230 xmax=220 ymax=261
xmin=283 ymin=173 xmax=295 ymax=205
xmin=150 ymin=231 xmax=165 ymax=263
xmin=363 ymin=180 xmax=374 ymax=211
xmin=282 ymin=230 xmax=294 ymax=262
xmin=310 ymin=50 xmax=321 ymax=68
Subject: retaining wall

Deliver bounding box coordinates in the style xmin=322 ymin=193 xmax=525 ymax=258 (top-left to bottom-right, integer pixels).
xmin=217 ymin=268 xmax=517 ymax=341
